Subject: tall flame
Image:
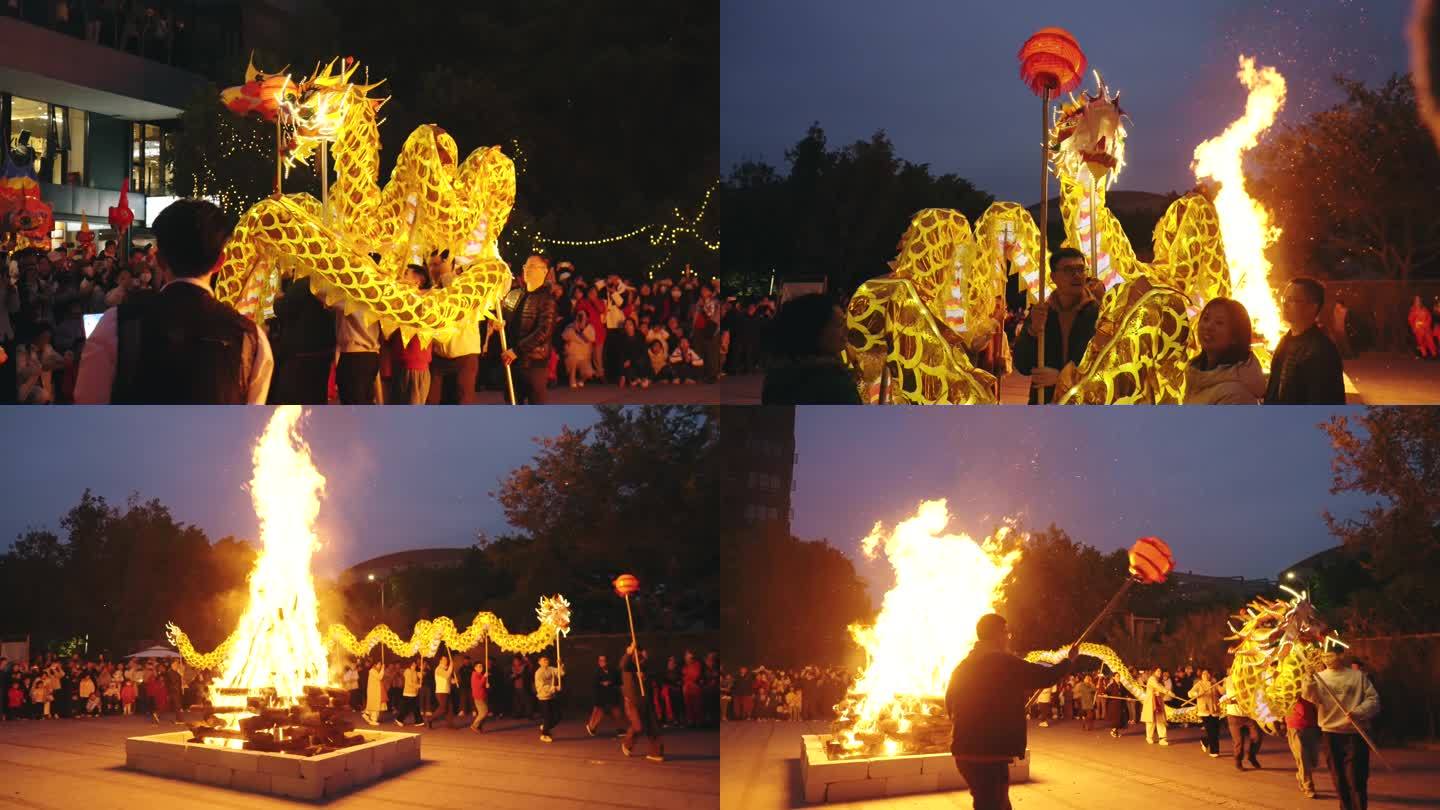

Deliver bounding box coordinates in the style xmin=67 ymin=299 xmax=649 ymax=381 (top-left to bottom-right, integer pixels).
xmin=212 ymin=406 xmax=332 ymax=721
xmin=1192 ymin=55 xmax=1287 ymax=346
xmin=836 ymin=500 xmax=1021 ymax=754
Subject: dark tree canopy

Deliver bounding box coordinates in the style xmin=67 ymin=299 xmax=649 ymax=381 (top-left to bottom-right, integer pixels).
xmin=719 ymin=124 xmax=995 ymax=296
xmin=174 ymin=0 xmax=718 ymax=277
xmin=1251 ymin=74 xmax=1440 ymax=281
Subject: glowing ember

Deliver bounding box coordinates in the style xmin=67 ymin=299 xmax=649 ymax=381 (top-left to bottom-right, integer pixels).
xmin=210 ymin=405 xmax=333 ymax=729
xmin=833 ymin=500 xmax=1021 ymax=758
xmin=1192 ymin=55 xmax=1287 ymax=346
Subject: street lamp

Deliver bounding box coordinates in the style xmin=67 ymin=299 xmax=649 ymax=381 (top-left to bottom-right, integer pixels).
xmin=369 ymin=573 xmax=385 ymax=665
xmin=1285 ymin=571 xmax=1296 ymax=580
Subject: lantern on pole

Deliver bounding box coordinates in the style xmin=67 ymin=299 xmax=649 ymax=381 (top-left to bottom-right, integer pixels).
xmin=613 ymin=573 xmax=645 ymax=696
xmin=1017 ymin=28 xmax=1086 ymax=382
xmin=1074 ymin=536 xmax=1174 ymax=646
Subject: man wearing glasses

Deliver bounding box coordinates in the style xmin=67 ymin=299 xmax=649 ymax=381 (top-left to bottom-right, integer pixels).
xmin=1264 ymin=277 xmax=1345 ymax=404
xmin=1013 ymin=248 xmax=1100 ymax=404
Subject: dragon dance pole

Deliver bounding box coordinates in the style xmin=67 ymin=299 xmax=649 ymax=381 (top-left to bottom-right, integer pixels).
xmin=1089 ymin=173 xmax=1098 ymax=282
xmin=622 ymin=592 xmax=645 ymax=697
xmin=495 ymin=319 xmax=518 ymax=405
xmin=274 ymin=115 xmax=283 ymax=196
xmin=1311 ymin=672 xmax=1393 ymax=772
xmin=1036 ymin=84 xmax=1051 ymax=376
xmin=320 ymin=141 xmax=329 ymax=219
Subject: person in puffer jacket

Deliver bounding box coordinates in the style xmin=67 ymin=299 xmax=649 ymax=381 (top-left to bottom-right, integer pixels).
xmin=1184 ymin=297 xmax=1266 ymax=404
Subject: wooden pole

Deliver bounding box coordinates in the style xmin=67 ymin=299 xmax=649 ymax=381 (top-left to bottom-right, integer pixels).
xmin=1089 ymin=172 xmax=1098 ymax=282
xmin=1312 ymin=672 xmax=1393 ymax=772
xmin=623 ymin=593 xmax=645 ymax=697
xmin=496 ymin=321 xmax=518 ymax=405
xmin=1074 ymin=578 xmax=1135 ymax=647
xmin=274 ymin=115 xmax=283 ymax=196
xmin=320 ymin=140 xmax=329 ymax=219
xmin=1035 ymin=85 xmax=1052 ymax=375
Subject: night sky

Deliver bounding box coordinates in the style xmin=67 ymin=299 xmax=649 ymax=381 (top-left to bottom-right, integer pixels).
xmin=791 ymin=407 xmax=1379 ymax=600
xmin=722 ymin=0 xmax=1410 ymax=202
xmin=0 ymin=407 xmax=600 ymax=577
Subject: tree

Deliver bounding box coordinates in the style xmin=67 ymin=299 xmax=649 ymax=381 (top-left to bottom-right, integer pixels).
xmin=1251 ymin=75 xmax=1440 ymax=281
xmin=720 ymin=124 xmax=995 ymax=294
xmin=720 ymin=523 xmax=873 ymax=668
xmin=997 ymin=526 xmax=1129 ymax=654
xmin=1321 ymin=407 xmax=1440 ymax=634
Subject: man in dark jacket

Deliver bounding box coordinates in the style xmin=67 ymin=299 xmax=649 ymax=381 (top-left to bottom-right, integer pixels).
xmin=1013 ymin=248 xmax=1100 ymax=404
xmin=586 ymin=654 xmax=624 ymax=736
xmin=75 ymin=199 xmax=273 ymax=403
xmin=946 ymin=614 xmax=1079 ymax=810
xmin=501 ymin=254 xmax=556 ymax=404
xmin=1264 ymin=277 xmax=1345 ymax=404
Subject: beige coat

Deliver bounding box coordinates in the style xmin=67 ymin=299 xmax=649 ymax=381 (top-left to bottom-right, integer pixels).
xmin=1188 ymin=677 xmax=1221 ymax=716
xmin=1183 ymin=353 xmax=1267 ymax=404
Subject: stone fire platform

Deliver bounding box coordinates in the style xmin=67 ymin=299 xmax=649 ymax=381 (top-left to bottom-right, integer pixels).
xmin=799 ymin=733 xmax=1029 ymax=803
xmin=125 ymin=729 xmax=421 ymax=801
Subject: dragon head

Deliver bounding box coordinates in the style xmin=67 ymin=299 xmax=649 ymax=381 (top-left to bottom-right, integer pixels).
xmin=1052 ymin=72 xmax=1129 ymax=185
xmin=223 ymin=55 xmax=387 ymax=171
xmin=889 ymin=208 xmax=975 ymax=328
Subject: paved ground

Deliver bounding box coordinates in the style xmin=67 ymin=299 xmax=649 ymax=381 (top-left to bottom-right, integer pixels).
xmin=462 ymin=351 xmax=1438 ymax=405
xmin=0 ymin=713 xmax=718 ymax=809
xmin=722 ymin=720 xmax=1440 ymax=809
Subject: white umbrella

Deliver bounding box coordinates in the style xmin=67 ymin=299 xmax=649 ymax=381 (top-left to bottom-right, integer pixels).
xmin=125 ymin=646 xmax=181 ymax=659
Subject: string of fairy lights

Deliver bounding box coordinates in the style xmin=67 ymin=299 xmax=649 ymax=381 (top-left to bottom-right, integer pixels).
xmin=192 ymin=122 xmax=719 ymax=278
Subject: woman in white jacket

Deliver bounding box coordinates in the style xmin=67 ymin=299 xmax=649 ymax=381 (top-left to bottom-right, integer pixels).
xmin=1184 ymin=298 xmax=1266 ymax=404
xmin=1142 ymin=668 xmax=1175 ymax=745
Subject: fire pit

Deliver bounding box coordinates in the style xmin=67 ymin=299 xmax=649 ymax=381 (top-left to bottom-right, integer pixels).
xmin=125 ymin=727 xmax=419 ymax=800
xmin=801 ymin=733 xmax=1028 ymax=803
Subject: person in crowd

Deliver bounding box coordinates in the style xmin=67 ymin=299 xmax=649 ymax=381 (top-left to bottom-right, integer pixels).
xmin=428 ymin=652 xmax=455 ymax=729
xmin=1105 ymin=676 xmax=1129 ymax=737
xmin=364 ymin=658 xmax=385 ymax=725
xmin=1184 ymin=298 xmax=1265 ymax=404
xmin=15 ymin=322 xmax=69 ymax=404
xmin=1307 ymin=652 xmax=1381 ymax=810
xmin=1223 ymin=685 xmax=1264 ymax=770
xmin=335 ymin=300 xmax=383 ymax=403
xmin=732 ymin=665 xmax=756 ymax=721
xmin=620 ymin=644 xmax=665 ymax=762
xmin=693 ymin=283 xmax=722 ymax=382
xmin=502 ymin=256 xmax=557 ymax=404
xmin=1265 ymin=277 xmax=1346 ymax=404
xmin=656 ymin=655 xmax=680 ymax=725
xmin=668 ymin=336 xmax=704 ymax=384
xmin=270 ymin=275 xmax=335 ymax=404
xmin=469 ymin=661 xmax=490 ymax=733
xmin=681 ymin=650 xmax=704 ymax=727
xmin=1287 ymin=694 xmax=1321 ymax=799
xmin=1014 ymin=248 xmax=1100 ymax=404
xmin=1189 ymin=670 xmax=1222 ymax=757
xmin=395 ymin=660 xmax=423 ymax=727
xmin=1074 ymin=675 xmax=1097 ymax=731
xmin=75 ymin=199 xmax=273 ymax=403
xmin=426 ymin=251 xmax=484 ymax=405
xmin=585 ymin=654 xmax=624 ymax=737
xmin=383 ymin=264 xmax=433 ymax=405
xmin=609 ymin=317 xmax=651 ymax=388
xmin=576 ymin=285 xmax=607 ymax=380
xmin=534 ymin=654 xmax=564 ymax=743
xmin=1411 ymin=295 xmax=1437 ymax=358
xmin=761 ymin=293 xmax=859 ymax=405
xmin=561 ymin=308 xmax=597 ymax=388
xmin=162 ymin=660 xmax=183 ymax=724
xmin=947 ymin=614 xmax=1079 ymax=810
xmin=1142 ymin=668 xmax=1173 ymax=745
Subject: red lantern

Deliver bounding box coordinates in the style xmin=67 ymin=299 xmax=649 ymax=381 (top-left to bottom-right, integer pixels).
xmin=613 ymin=573 xmax=640 ymax=597
xmin=108 ymin=178 xmax=134 ymax=236
xmin=1017 ymin=27 xmax=1087 ymax=96
xmin=1128 ymin=537 xmax=1175 ymax=584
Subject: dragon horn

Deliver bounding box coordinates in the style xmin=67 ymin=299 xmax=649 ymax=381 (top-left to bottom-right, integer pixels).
xmin=244 ymin=51 xmax=260 ymax=83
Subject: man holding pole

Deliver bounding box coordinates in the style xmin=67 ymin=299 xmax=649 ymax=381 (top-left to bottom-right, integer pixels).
xmin=1307 ymin=652 xmax=1381 ymax=810
xmin=620 ymin=643 xmax=664 ymax=763
xmin=947 ymin=614 xmax=1079 ymax=810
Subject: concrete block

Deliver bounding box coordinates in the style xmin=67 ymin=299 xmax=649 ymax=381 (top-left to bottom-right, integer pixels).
xmin=231 ymin=769 xmax=274 ymax=794
xmin=868 ymin=755 xmax=925 ymax=778
xmin=804 ymin=775 xmax=826 ymax=804
xmin=258 ymin=753 xmax=303 ymax=778
xmin=826 ymin=777 xmax=888 ymax=802
xmin=271 ymin=774 xmax=324 ymax=801
xmin=934 ymin=761 xmax=968 ymax=790
xmin=193 ymin=764 xmax=234 ymax=788
xmin=342 ymin=745 xmax=375 ymax=771
xmin=885 ymin=772 xmax=940 ymax=796
xmin=807 ymin=757 xmax=870 ymax=783
xmin=323 ymin=770 xmax=355 ymax=796
xmin=298 ymin=753 xmax=348 ymax=783
xmin=183 ymin=743 xmax=232 ymax=768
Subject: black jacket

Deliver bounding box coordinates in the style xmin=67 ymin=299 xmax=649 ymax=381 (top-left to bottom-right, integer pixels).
xmin=504 ymin=287 xmax=557 ymax=365
xmin=593 ymin=666 xmax=620 ymax=707
xmin=1264 ymin=325 xmax=1345 ymax=404
xmin=946 ymin=646 xmax=1075 ymax=759
xmin=1013 ymin=298 xmax=1101 ymax=404
xmin=113 ymin=282 xmax=259 ymax=404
